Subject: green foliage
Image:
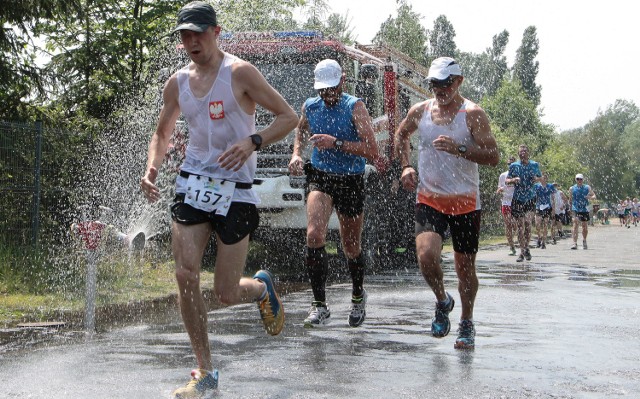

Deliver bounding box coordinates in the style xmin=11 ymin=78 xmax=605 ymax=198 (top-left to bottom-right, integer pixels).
xmin=426 ymin=15 xmax=457 ymax=61
xmin=300 ymin=0 xmax=356 ymax=43
xmin=458 ymin=30 xmax=509 ymax=103
xmin=537 ymin=136 xmax=582 ymax=187
xmin=373 ymin=0 xmax=428 ymax=64
xmin=573 ymin=100 xmax=640 ymax=202
xmin=35 ymin=0 xmax=183 ymax=126
xmin=512 ymin=26 xmax=541 ymax=107
xmin=215 ymin=0 xmax=303 ymax=31
xmin=481 ymin=78 xmax=551 ymax=154
xmin=0 ymin=0 xmax=82 ymax=120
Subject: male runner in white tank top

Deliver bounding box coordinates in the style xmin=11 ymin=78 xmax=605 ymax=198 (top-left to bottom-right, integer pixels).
xmin=395 ymin=57 xmax=499 ymax=350
xmin=140 ymin=2 xmax=298 ymax=397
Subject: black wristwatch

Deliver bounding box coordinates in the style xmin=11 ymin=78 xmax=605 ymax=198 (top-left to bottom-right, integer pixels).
xmin=457 ymin=144 xmax=467 ymax=156
xmin=334 ymin=139 xmax=344 ymax=150
xmin=250 ymin=134 xmax=262 ymax=151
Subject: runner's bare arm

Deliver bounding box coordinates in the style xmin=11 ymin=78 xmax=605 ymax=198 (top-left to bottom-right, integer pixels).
xmin=219 ymin=61 xmax=298 ymax=170
xmin=464 ymin=105 xmax=499 ymax=166
xmin=141 ymin=74 xmax=181 ymax=202
xmin=289 ymin=106 xmax=310 ymax=176
xmin=395 ymin=101 xmax=425 ymax=191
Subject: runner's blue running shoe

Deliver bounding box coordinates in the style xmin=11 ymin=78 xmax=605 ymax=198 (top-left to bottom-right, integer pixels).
xmin=454 ymin=319 xmax=476 ymax=350
xmin=431 ymin=292 xmax=454 ymax=337
xmin=172 ymin=369 xmax=218 ymax=399
xmin=254 ymin=270 xmax=285 ymax=336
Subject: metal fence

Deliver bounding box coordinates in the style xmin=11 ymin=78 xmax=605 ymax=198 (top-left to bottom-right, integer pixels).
xmin=0 ymin=121 xmax=43 ymax=246
xmin=0 ymin=120 xmax=88 ymax=248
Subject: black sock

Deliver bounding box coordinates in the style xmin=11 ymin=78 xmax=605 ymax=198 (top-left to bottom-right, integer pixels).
xmin=348 ymin=254 xmax=365 ymax=298
xmin=306 ymin=246 xmax=328 ymax=303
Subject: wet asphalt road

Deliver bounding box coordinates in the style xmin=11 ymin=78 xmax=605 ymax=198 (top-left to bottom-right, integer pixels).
xmin=1 ymin=224 xmax=639 ymax=398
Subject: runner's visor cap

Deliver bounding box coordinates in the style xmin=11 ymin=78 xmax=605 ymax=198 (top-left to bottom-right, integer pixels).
xmin=426 ymin=57 xmax=463 ymax=82
xmin=173 ymin=1 xmax=217 ymax=33
xmin=314 ymin=59 xmax=342 ymax=90
xmin=575 ymin=173 xmax=584 ymax=180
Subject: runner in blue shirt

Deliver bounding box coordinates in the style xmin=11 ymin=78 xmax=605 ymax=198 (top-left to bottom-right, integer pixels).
xmin=569 ymin=173 xmax=596 ymax=249
xmin=506 ymin=144 xmax=541 ymax=262
xmin=289 ymin=59 xmax=380 ymax=328
xmin=534 ymin=173 xmax=556 ymax=248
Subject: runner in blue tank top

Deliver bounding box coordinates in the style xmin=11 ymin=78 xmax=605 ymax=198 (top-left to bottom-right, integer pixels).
xmin=569 ymin=173 xmax=596 ymax=249
xmin=506 ymin=144 xmax=542 ymax=262
xmin=289 ymin=59 xmax=380 ymax=329
xmin=534 ymin=173 xmax=556 ymax=248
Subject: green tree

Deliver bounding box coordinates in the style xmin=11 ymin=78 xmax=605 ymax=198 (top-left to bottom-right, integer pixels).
xmin=323 ymin=12 xmax=356 ymax=44
xmin=426 ymin=15 xmax=457 ymax=61
xmin=300 ymin=0 xmax=356 ymax=43
xmin=537 ymin=135 xmax=582 ymax=186
xmin=215 ymin=0 xmax=303 ymax=31
xmin=512 ymin=26 xmax=541 ymax=107
xmin=372 ymin=0 xmax=428 ymax=64
xmin=482 ymin=78 xmax=551 ymax=154
xmin=576 ymin=100 xmax=640 ymax=202
xmin=622 ymin=119 xmax=640 ymax=190
xmin=0 ymin=0 xmax=80 ymax=120
xmin=35 ymin=0 xmax=183 ymax=124
xmin=458 ymin=30 xmax=509 ymax=103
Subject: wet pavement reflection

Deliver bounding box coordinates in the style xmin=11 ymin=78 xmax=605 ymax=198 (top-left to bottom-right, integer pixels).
xmin=1 ymin=226 xmax=639 ymax=398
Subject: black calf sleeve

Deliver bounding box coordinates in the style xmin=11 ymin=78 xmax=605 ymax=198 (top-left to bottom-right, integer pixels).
xmin=306 ymin=246 xmax=328 ymax=303
xmin=348 ymin=254 xmax=365 ymax=298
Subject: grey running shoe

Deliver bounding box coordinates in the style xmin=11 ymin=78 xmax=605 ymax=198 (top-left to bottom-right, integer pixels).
xmin=524 ymin=249 xmax=532 ymax=261
xmin=348 ymin=290 xmax=367 ymax=327
xmin=583 ymin=240 xmax=588 ymax=250
xmin=571 ymin=243 xmax=578 ymax=250
xmin=454 ymin=320 xmax=476 ymax=350
xmin=303 ymin=302 xmax=331 ymax=328
xmin=516 ymin=253 xmax=525 ymax=262
xmin=541 ymin=241 xmax=546 ymax=249
xmin=509 ymin=247 xmax=517 ymax=256
xmin=431 ymin=292 xmax=454 ymax=337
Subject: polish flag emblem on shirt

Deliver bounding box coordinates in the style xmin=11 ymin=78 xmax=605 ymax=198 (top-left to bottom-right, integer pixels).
xmin=209 ymin=101 xmax=224 ymax=120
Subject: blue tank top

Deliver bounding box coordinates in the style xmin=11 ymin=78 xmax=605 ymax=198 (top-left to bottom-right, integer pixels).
xmin=535 ymin=183 xmax=555 ymax=208
xmin=508 ymin=160 xmax=541 ymax=202
xmin=571 ymin=184 xmax=591 ymax=212
xmin=305 ymin=93 xmax=365 ymax=175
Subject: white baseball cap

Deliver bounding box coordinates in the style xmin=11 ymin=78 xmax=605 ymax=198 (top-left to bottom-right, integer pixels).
xmin=575 ymin=173 xmax=584 ymax=180
xmin=314 ymin=59 xmax=342 ymax=90
xmin=427 ymin=57 xmax=463 ymax=81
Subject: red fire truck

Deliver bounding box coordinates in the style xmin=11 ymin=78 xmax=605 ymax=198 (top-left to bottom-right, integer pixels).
xmin=218 ymin=31 xmax=431 ymax=271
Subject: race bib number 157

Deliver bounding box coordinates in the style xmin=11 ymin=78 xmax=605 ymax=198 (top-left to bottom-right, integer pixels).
xmin=184 ymin=175 xmax=235 ymax=216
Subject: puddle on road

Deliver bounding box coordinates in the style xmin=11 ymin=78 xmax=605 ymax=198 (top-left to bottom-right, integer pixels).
xmin=2 ymin=263 xmax=639 ymax=355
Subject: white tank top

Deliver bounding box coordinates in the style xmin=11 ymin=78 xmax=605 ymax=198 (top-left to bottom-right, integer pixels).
xmin=175 ymin=53 xmax=258 ymax=204
xmin=416 ymin=99 xmax=480 ymax=215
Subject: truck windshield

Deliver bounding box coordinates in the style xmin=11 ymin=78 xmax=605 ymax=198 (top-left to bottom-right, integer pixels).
xmin=255 ymin=63 xmax=316 ymax=124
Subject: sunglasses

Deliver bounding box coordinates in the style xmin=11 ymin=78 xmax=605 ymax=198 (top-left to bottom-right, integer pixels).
xmin=317 ymin=86 xmax=339 ymax=96
xmin=576 ymin=178 xmax=583 ymax=181
xmin=428 ymin=76 xmax=456 ymax=90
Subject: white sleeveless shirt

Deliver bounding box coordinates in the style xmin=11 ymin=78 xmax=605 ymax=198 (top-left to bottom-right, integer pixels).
xmin=416 ymin=99 xmax=480 ymax=215
xmin=175 ymin=53 xmax=259 ymax=204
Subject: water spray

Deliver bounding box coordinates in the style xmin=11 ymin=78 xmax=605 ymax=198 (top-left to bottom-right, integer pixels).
xmin=70 ymin=210 xmax=146 ymax=332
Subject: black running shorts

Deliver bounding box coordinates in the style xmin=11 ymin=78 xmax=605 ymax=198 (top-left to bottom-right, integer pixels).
xmin=511 ymin=198 xmax=536 ymax=218
xmin=415 ymin=203 xmax=481 ymax=254
xmin=171 ymin=194 xmax=259 ymax=245
xmin=306 ymin=166 xmax=365 ymax=218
